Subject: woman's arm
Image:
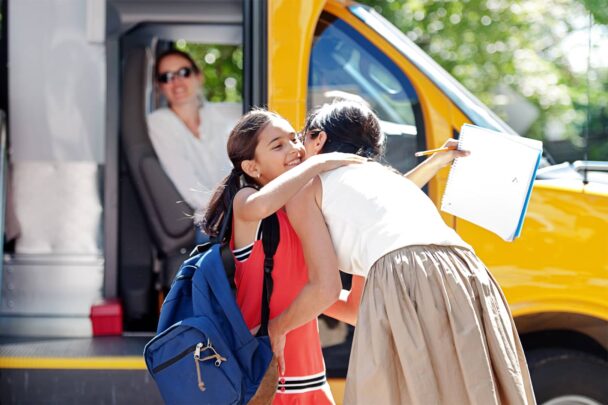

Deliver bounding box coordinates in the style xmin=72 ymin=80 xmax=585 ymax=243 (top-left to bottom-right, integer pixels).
xmin=235 ymin=152 xmax=363 ymax=222
xmin=322 ymin=275 xmax=365 ymax=326
xmin=268 ymin=177 xmax=341 ymax=374
xmin=405 ymin=138 xmax=469 ymax=188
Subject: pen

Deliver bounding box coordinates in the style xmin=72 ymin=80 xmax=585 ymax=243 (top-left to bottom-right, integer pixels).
xmin=414 ymin=146 xmax=458 ymax=157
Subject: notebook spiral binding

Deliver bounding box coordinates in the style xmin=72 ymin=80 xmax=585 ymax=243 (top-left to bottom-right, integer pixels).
xmin=440 ymin=135 xmax=466 ymax=209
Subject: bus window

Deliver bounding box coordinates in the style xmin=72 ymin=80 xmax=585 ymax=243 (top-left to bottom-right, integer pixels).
xmin=308 ymin=13 xmax=424 ymax=174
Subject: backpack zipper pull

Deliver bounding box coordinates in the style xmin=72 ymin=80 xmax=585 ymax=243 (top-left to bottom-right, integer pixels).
xmin=194 ymin=342 xmax=202 ymax=360
xmin=194 ymin=342 xmax=206 ymax=391
xmin=199 ymin=339 xmax=227 ymax=366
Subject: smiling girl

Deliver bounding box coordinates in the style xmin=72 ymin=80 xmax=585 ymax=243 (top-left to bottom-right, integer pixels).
xmin=203 ymin=109 xmax=364 ymax=404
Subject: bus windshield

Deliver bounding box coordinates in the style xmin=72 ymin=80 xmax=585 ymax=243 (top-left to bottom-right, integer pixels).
xmin=349 ymin=5 xmax=518 ymax=136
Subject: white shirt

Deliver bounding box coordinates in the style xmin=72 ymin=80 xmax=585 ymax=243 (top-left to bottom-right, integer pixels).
xmin=147 ymin=103 xmax=241 ymax=210
xmin=319 ymin=162 xmax=471 ymax=277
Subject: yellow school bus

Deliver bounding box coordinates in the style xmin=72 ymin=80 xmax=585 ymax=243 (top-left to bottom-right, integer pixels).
xmin=270 ymin=2 xmax=608 ymax=402
xmin=1 ymin=0 xmax=606 ymax=403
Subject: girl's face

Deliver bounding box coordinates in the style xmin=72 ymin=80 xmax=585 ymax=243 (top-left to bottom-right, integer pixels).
xmin=248 ymin=118 xmax=305 ymax=185
xmin=157 ymin=55 xmax=201 ymax=107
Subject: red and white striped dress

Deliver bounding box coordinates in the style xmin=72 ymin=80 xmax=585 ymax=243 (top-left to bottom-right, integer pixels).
xmin=232 ymin=209 xmax=334 ymax=404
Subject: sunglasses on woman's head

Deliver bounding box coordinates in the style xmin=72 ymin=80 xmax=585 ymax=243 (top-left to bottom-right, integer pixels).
xmin=157 ymin=67 xmax=193 ymax=84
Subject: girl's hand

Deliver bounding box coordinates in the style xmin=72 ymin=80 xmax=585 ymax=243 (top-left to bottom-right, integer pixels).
xmin=427 ymin=138 xmax=470 ymax=169
xmin=268 ymin=318 xmax=286 ymax=375
xmin=308 ymin=152 xmax=366 ymax=172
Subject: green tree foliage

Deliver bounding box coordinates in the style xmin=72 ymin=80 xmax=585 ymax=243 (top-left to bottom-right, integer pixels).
xmin=177 ymin=41 xmax=243 ymax=103
xmin=360 ymin=0 xmax=607 ymax=162
xmin=580 ymin=0 xmax=608 ymax=25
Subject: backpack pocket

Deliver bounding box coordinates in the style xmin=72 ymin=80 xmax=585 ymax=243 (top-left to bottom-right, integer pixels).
xmin=144 ymin=317 xmax=243 ymax=405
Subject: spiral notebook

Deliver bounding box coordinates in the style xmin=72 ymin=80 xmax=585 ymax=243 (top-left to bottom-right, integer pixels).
xmin=441 ymin=124 xmax=542 ymax=242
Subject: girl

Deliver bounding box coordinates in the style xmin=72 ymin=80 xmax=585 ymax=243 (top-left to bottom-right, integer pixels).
xmin=202 ymin=109 xmax=364 ymax=404
xmin=269 ymin=101 xmax=536 ymax=405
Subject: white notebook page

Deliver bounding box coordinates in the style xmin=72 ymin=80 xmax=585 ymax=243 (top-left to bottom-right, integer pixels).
xmin=441 ymin=124 xmax=542 ymax=241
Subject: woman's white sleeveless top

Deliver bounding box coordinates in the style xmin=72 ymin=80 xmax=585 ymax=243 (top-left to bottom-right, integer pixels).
xmin=319 ymin=162 xmax=471 ymax=277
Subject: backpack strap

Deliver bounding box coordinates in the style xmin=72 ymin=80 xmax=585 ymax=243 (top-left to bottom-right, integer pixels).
xmin=190 ymin=201 xmax=237 ymax=290
xmin=218 ymin=201 xmax=237 ymax=291
xmin=217 ymin=199 xmax=234 ymax=245
xmin=189 ymin=200 xmax=233 ymax=255
xmin=190 ymin=195 xmax=280 ymax=336
xmin=256 ymin=213 xmax=280 ymax=337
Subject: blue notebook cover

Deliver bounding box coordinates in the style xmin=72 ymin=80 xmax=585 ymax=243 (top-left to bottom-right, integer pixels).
xmin=513 ymin=152 xmax=542 ymax=239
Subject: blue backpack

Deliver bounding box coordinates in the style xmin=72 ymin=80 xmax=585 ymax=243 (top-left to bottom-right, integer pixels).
xmin=144 ymin=206 xmax=280 ymax=405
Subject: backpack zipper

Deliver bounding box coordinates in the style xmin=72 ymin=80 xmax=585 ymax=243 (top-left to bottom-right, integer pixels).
xmin=152 ymin=344 xmax=197 ymax=373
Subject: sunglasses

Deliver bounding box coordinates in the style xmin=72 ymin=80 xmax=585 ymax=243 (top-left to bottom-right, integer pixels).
xmin=297 ymin=129 xmax=322 ymax=143
xmin=157 ymin=67 xmax=194 ymax=84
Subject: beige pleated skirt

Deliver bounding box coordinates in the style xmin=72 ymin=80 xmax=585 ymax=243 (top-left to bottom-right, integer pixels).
xmin=344 ymin=245 xmax=536 ymax=405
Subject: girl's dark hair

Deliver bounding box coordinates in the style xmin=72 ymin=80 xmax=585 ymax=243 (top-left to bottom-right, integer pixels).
xmin=202 ymin=109 xmax=280 ymax=237
xmin=154 ymin=49 xmax=201 ymax=79
xmin=302 ymin=100 xmax=384 ymax=159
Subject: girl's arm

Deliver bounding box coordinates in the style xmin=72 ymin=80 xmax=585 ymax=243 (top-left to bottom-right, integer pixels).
xmin=405 ymin=138 xmax=469 ymax=188
xmin=235 ymin=152 xmax=363 ymax=222
xmin=268 ymin=177 xmax=341 ymax=374
xmin=322 ymin=275 xmax=365 ymax=326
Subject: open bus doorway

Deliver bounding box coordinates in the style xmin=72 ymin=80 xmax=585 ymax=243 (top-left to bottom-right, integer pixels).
xmin=1 ymin=0 xmax=251 ymax=402
xmin=0 ymin=0 xmax=250 ymax=338
xmin=117 ymin=24 xmax=244 ymax=333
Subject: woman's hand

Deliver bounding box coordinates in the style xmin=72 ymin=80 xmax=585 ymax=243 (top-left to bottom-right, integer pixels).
xmin=268 ymin=318 xmax=286 ymax=375
xmin=405 ymin=138 xmax=470 ymax=188
xmin=426 ymin=138 xmax=470 ymax=169
xmin=307 ymin=152 xmax=366 ymax=173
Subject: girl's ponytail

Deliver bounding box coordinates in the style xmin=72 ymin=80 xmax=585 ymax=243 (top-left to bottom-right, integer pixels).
xmin=202 ymin=168 xmax=244 ymax=238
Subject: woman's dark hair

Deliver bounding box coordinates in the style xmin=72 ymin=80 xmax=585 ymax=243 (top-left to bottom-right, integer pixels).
xmin=302 ymin=100 xmax=384 ymax=159
xmin=202 ymin=109 xmax=280 ymax=237
xmin=154 ymin=49 xmax=201 ymax=79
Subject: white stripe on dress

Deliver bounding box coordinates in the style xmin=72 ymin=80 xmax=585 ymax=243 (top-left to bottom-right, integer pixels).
xmin=232 ymin=221 xmax=263 ymax=261
xmin=276 ymin=372 xmax=328 ymax=394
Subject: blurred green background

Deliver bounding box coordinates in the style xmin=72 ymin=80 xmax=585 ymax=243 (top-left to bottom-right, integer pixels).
xmin=177 ymin=40 xmax=244 ymax=105
xmin=181 ymin=0 xmax=606 ymax=164
xmin=360 ymin=0 xmax=607 ymax=163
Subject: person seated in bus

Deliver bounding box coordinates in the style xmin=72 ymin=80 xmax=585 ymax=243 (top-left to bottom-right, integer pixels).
xmin=147 ymin=49 xmax=241 ymax=216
